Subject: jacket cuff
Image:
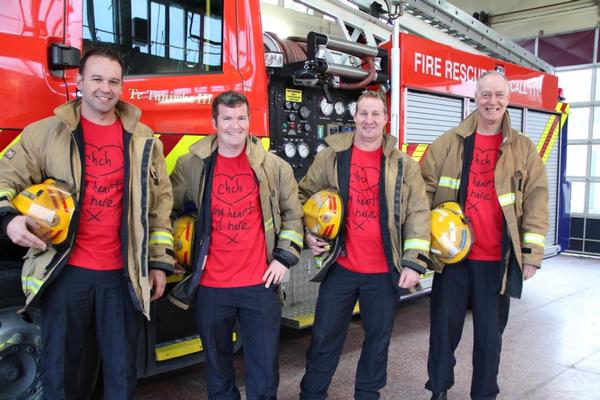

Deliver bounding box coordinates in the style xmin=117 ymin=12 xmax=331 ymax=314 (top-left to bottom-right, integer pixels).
xmin=401 ymin=259 xmax=427 ymax=275
xmin=521 ymin=247 xmax=544 ymax=268
xmin=273 ymin=248 xmax=299 ymax=269
xmin=1 ymin=212 xmax=19 ymax=237
xmin=149 ymin=261 xmax=174 ymax=276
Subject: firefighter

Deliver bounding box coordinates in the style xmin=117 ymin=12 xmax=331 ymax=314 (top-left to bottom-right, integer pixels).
xmin=298 ymin=90 xmax=431 ymax=400
xmin=421 ymin=70 xmax=548 ymax=400
xmin=0 ymin=48 xmax=174 ymax=399
xmin=167 ymin=91 xmax=303 ymax=400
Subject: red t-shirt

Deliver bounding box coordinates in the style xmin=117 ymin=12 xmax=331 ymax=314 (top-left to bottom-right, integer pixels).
xmin=336 ymin=145 xmax=388 ymax=274
xmin=465 ymin=132 xmax=503 ymax=261
xmin=68 ymin=117 xmax=124 ymax=270
xmin=200 ymin=151 xmax=268 ymax=287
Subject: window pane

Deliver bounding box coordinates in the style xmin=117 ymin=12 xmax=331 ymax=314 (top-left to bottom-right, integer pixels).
xmin=203 ymin=13 xmax=223 ymax=67
xmin=589 ymin=183 xmax=600 ymax=214
xmin=570 ymin=181 xmax=585 ymax=214
xmin=82 ymin=0 xmax=224 ymax=75
xmin=566 ymin=145 xmax=588 ymax=176
xmin=169 ymin=6 xmax=185 ymax=61
xmin=594 ymin=107 xmax=600 ymax=139
xmin=557 ymin=69 xmax=592 ymax=103
xmin=83 ymin=0 xmax=115 ymax=42
xmin=591 ymin=145 xmax=600 ymax=177
xmin=567 ymin=107 xmax=590 ymax=140
xmin=150 ymin=3 xmax=166 ymax=57
xmin=596 ymin=67 xmax=600 ymax=101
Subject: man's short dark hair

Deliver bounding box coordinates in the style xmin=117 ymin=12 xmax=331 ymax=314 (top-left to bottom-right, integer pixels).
xmin=212 ymin=91 xmax=250 ymax=120
xmin=356 ymin=90 xmax=388 ymax=114
xmin=79 ymin=47 xmax=124 ymax=77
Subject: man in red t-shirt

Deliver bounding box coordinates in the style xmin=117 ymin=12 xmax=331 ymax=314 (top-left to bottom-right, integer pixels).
xmin=421 ymin=71 xmax=548 ymax=400
xmin=1 ymin=48 xmax=174 ymax=399
xmin=168 ymin=91 xmax=303 ymax=399
xmin=298 ymin=91 xmax=431 ymax=399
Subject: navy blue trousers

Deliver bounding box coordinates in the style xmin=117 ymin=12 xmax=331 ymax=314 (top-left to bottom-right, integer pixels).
xmin=194 ymin=284 xmax=282 ymax=400
xmin=300 ymin=264 xmax=399 ymax=400
xmin=41 ymin=266 xmax=141 ymax=400
xmin=426 ymin=260 xmax=510 ymax=400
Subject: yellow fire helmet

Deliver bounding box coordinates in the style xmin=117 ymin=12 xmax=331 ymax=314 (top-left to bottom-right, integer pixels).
xmin=303 ymin=189 xmax=342 ymax=240
xmin=430 ymin=201 xmax=474 ymax=264
xmin=173 ymin=215 xmax=196 ymax=267
xmin=11 ymin=179 xmax=75 ymax=245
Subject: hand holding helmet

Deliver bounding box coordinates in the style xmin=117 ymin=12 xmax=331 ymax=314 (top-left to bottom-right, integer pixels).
xmin=430 ymin=201 xmax=474 ymax=265
xmin=303 ymin=190 xmax=342 ymax=255
xmin=172 ymin=214 xmax=196 ymax=269
xmin=11 ymin=179 xmax=75 ymax=246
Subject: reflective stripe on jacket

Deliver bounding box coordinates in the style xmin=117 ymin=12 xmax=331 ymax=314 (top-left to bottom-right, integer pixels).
xmin=167 ymin=135 xmax=304 ymax=310
xmin=298 ymin=132 xmax=431 ymax=286
xmin=0 ymin=100 xmax=175 ymax=319
xmin=420 ymin=110 xmax=548 ymax=298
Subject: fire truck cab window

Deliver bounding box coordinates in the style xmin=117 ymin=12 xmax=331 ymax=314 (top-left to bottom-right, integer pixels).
xmin=83 ymin=0 xmax=223 ymax=75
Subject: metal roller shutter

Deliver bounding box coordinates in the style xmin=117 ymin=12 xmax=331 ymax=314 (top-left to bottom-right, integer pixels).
xmin=525 ymin=110 xmax=561 ymax=255
xmin=507 ymin=107 xmax=523 ymax=132
xmin=405 ymin=90 xmax=464 ymax=144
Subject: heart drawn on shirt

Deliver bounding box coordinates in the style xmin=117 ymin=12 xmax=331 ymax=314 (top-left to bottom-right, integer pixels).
xmin=349 ymin=165 xmax=379 ymax=193
xmin=84 ymin=143 xmax=124 ymax=179
xmin=471 ymin=147 xmax=498 ymax=175
xmin=213 ymin=173 xmax=257 ymax=205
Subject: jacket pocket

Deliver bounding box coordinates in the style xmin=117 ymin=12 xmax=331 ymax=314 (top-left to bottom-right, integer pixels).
xmin=400 ymin=181 xmax=409 ymax=225
xmin=21 ymin=247 xmax=57 ymax=298
xmin=514 ymin=170 xmax=526 ymax=218
xmin=149 ymin=165 xmax=159 ymax=186
xmin=269 ymin=190 xmax=281 ymax=234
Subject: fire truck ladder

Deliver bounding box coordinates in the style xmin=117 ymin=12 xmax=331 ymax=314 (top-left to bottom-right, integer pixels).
xmin=296 ymin=0 xmax=553 ymax=73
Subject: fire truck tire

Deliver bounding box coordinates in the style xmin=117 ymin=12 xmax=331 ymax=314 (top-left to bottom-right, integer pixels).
xmin=0 ymin=266 xmax=101 ymax=400
xmin=0 ymin=306 xmax=43 ymax=400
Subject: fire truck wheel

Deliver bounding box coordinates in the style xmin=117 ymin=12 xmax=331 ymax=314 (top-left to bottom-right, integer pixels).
xmin=0 ymin=307 xmax=43 ymax=400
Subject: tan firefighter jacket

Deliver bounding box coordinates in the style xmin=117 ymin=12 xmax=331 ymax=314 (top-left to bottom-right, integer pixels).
xmin=420 ymin=110 xmax=548 ymax=298
xmin=167 ymin=135 xmax=304 ymax=310
xmin=0 ymin=100 xmax=174 ymax=319
xmin=298 ymin=132 xmax=431 ymax=288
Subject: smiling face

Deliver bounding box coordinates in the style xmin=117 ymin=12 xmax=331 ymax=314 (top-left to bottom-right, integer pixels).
xmin=353 ymin=95 xmax=388 ymax=150
xmin=474 ymin=73 xmax=510 ymax=131
xmin=76 ymin=55 xmax=123 ymax=124
xmin=213 ymin=103 xmax=250 ymax=156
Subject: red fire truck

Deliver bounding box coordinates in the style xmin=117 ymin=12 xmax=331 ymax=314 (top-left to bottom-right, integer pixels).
xmin=0 ymin=1 xmax=567 ymax=398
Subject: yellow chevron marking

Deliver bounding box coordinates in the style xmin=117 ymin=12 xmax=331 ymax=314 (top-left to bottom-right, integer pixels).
xmin=411 ymin=144 xmax=429 ymax=162
xmin=0 ymin=132 xmax=22 ymax=159
xmin=164 ymin=135 xmax=206 ymax=174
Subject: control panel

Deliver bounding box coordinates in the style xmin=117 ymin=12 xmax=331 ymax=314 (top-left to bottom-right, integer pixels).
xmin=268 ymin=78 xmax=360 ymax=180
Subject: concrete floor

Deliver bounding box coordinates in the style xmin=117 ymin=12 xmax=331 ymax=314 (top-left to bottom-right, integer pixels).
xmin=136 ymin=254 xmax=600 ymax=400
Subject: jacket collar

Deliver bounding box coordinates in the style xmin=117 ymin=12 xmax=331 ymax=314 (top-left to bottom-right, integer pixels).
xmin=188 ymin=134 xmax=267 ymax=166
xmin=454 ymin=110 xmax=514 ymax=145
xmin=325 ymin=132 xmax=398 ymax=156
xmin=54 ymin=99 xmax=143 ymax=134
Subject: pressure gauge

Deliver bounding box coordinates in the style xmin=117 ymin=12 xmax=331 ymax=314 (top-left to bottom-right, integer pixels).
xmin=283 ymin=142 xmax=296 ymax=158
xmin=299 ymin=105 xmax=311 ymax=119
xmin=297 ymin=142 xmax=310 ymax=159
xmin=319 ymin=97 xmax=333 ymax=116
xmin=316 ymin=143 xmax=327 ymax=153
xmin=347 ymin=101 xmax=357 ymax=117
xmin=334 ymin=100 xmax=346 ymax=116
